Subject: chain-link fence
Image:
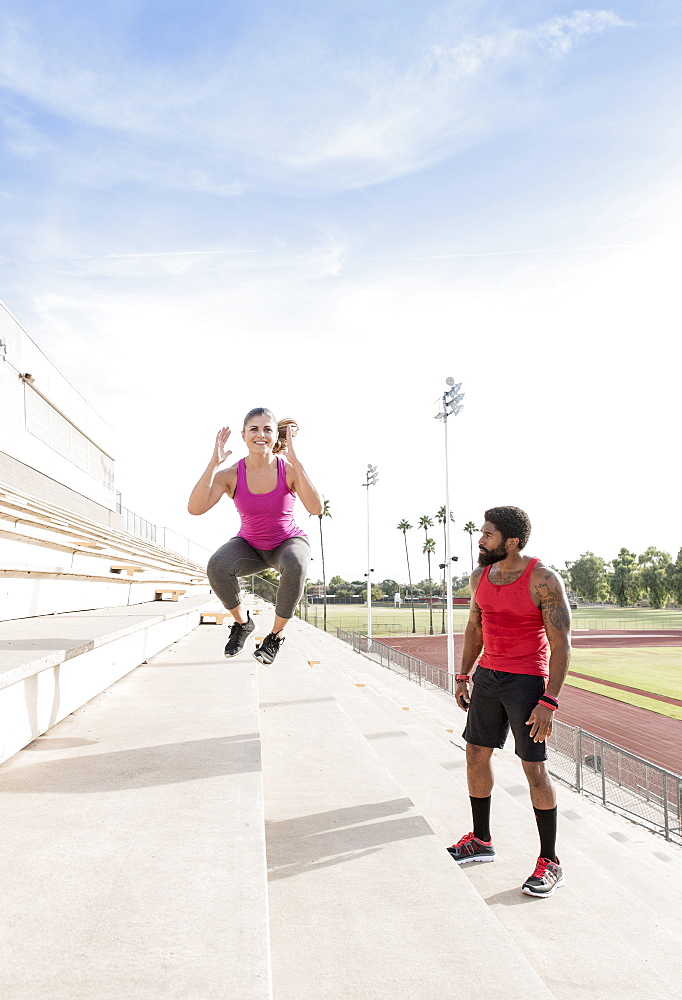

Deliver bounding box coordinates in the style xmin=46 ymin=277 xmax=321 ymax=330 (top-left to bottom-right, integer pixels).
xmin=547 ymin=721 xmax=681 ymax=843
xmin=337 ymin=628 xmax=682 ymax=844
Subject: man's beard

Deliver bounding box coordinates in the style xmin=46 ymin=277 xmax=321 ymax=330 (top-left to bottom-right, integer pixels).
xmin=478 ymin=543 xmax=508 ymax=567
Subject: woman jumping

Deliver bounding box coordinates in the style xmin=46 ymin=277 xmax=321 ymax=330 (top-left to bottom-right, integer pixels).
xmin=188 ymin=408 xmax=322 ymax=664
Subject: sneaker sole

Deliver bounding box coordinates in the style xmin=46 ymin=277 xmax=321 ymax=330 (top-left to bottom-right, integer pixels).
xmin=224 ymin=636 xmax=255 ymax=658
xmin=522 ymin=875 xmax=565 ymax=897
xmin=253 ymin=648 xmax=276 ymax=665
xmin=449 ymin=853 xmax=497 ymax=865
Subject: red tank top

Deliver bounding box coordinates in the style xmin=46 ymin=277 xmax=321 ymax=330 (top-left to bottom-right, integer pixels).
xmin=475 ymin=557 xmax=549 ymax=677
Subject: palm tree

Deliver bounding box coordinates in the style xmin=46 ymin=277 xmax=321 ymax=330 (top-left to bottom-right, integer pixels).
xmin=419 ymin=514 xmax=434 ymax=545
xmin=314 ymin=500 xmax=332 ymax=630
xmin=436 ymin=506 xmax=455 ymax=633
xmin=423 ymin=537 xmax=436 ymax=635
xmin=463 ymin=521 xmax=477 ymax=572
xmin=418 ymin=515 xmax=434 ymax=633
xmin=397 ymin=520 xmax=416 ymax=633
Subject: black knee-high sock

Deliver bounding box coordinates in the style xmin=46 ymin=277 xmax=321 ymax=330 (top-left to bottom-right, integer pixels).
xmin=533 ymin=806 xmax=558 ymax=862
xmin=470 ymin=796 xmax=491 ymax=842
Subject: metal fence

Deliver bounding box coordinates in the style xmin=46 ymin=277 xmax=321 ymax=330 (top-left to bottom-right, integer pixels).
xmin=336 ymin=628 xmax=682 ymax=844
xmin=547 ymin=721 xmax=681 ymax=844
xmin=336 ymin=628 xmax=454 ymax=695
xmin=115 ymin=494 xmax=211 ymax=567
xmin=572 ymin=616 xmax=682 ymax=631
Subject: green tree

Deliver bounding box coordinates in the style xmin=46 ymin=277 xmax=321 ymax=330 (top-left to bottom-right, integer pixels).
xmin=566 ymin=552 xmax=610 ymax=602
xmin=397 ymin=519 xmax=416 ymax=634
xmin=312 ymin=500 xmax=332 ymax=630
xmin=423 ymin=537 xmax=436 ymax=635
xmin=419 ymin=515 xmax=435 ymax=630
xmin=463 ymin=521 xmax=477 ymax=572
xmin=419 ymin=514 xmax=434 ymax=542
xmin=328 ymin=575 xmax=347 ymax=594
xmin=380 ymin=579 xmax=400 ymax=598
xmin=371 ymin=584 xmax=384 ymax=602
xmin=550 ymin=564 xmax=571 ymax=588
xmin=669 ymin=548 xmax=682 ymax=606
xmin=608 ymin=548 xmax=641 ymax=607
xmin=638 ymin=547 xmax=672 ymax=609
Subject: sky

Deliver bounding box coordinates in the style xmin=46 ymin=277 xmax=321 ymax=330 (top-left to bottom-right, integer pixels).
xmin=1 ymin=0 xmax=681 ymax=584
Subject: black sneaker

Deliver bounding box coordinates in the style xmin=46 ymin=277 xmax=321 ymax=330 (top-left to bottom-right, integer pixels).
xmin=522 ymin=857 xmax=565 ymax=897
xmin=447 ymin=832 xmax=496 ymax=864
xmin=224 ymin=613 xmax=255 ymax=657
xmin=253 ymin=631 xmax=285 ymax=665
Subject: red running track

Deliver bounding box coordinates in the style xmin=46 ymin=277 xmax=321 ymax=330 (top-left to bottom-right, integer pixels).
xmin=377 ymin=632 xmax=682 ymax=775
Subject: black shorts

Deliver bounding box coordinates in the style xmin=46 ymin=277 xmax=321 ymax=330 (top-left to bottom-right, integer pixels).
xmin=462 ymin=667 xmax=548 ymax=763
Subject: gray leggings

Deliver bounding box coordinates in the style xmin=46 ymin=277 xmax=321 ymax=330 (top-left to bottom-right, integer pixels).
xmin=206 ymin=535 xmax=311 ymax=620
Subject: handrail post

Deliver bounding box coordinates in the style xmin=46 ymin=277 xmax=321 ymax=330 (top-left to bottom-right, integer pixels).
xmin=601 ymin=739 xmax=607 ymax=804
xmin=574 ymin=727 xmax=582 ymax=792
xmin=663 ymin=773 xmax=670 ymax=841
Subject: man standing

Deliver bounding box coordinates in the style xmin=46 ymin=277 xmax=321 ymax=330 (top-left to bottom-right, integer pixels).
xmin=448 ymin=506 xmax=571 ymax=897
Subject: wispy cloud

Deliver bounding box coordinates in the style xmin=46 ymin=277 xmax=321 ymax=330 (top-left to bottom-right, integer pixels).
xmin=0 ymin=6 xmax=631 ymax=194
xmin=2 ymin=239 xmax=348 ymax=282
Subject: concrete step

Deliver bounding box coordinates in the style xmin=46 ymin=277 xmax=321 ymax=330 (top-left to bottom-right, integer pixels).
xmin=334 ymin=637 xmax=682 ymax=916
xmin=0 ymin=596 xmax=218 ymax=763
xmin=289 ymin=620 xmax=682 ymax=1000
xmin=0 ymin=621 xmax=272 ymax=1000
xmin=258 ymin=625 xmax=554 ymax=1000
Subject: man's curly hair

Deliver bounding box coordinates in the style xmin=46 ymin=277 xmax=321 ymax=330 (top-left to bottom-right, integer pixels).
xmin=484 ymin=506 xmax=532 ymax=550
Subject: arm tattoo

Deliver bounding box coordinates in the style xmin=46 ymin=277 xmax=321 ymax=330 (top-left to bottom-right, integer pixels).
xmin=535 ymin=573 xmax=571 ymax=634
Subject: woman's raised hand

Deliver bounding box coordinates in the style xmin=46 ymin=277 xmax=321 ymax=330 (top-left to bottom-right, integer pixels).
xmin=213 ymin=427 xmax=233 ymax=466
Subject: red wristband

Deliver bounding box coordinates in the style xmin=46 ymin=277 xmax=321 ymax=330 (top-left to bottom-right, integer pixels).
xmin=538 ymin=697 xmax=558 ymax=711
xmin=455 ymin=674 xmax=470 ymax=683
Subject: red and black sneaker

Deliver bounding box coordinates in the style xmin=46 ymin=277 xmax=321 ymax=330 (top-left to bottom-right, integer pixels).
xmin=447 ymin=832 xmax=496 ymax=864
xmin=522 ymin=857 xmax=565 ymax=897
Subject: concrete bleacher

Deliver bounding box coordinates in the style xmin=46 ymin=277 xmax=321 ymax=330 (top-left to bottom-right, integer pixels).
xmin=1 ymin=600 xmax=680 ymax=999
xmin=0 ymin=480 xmax=217 ymax=763
xmin=0 ymin=482 xmax=211 ymax=620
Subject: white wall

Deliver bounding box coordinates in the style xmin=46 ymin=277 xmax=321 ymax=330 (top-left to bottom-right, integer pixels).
xmin=0 ymin=299 xmax=117 ymax=510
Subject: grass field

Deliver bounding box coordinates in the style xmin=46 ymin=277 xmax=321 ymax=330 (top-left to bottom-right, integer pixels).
xmin=299 ymin=603 xmax=682 ymax=721
xmin=302 ymin=603 xmax=682 ymax=635
xmin=568 ymin=647 xmax=682 ymax=721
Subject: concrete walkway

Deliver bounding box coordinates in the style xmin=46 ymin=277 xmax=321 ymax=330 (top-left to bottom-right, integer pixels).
xmin=0 ymin=617 xmax=271 ymax=1000
xmin=1 ymin=606 xmax=680 ymax=1000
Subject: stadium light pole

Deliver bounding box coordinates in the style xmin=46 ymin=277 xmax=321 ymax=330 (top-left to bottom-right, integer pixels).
xmin=363 ymin=464 xmax=379 ymax=648
xmin=434 ymin=379 xmax=464 ymax=688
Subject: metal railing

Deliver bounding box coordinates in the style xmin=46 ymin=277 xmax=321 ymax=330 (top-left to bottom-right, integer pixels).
xmin=336 ymin=628 xmax=681 ymax=844
xmin=547 ymin=721 xmax=681 ymax=844
xmin=336 ymin=628 xmax=454 ymax=695
xmin=115 ymin=494 xmax=212 ymax=567
xmin=241 ymin=574 xmax=306 ymax=619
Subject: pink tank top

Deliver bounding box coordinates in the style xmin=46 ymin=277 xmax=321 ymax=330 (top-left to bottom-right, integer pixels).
xmin=233 ymin=457 xmax=306 ymax=551
xmin=475 ymin=557 xmax=549 ymax=677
